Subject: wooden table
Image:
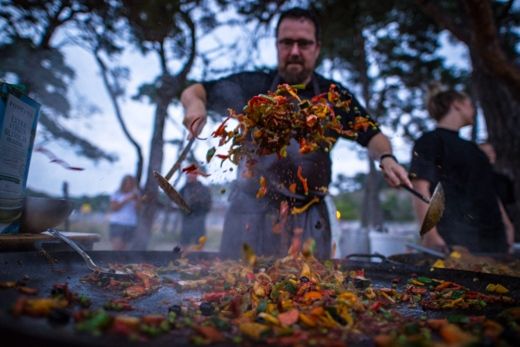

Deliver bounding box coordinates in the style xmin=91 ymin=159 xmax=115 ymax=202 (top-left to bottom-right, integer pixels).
xmin=0 ymin=231 xmax=100 ymax=252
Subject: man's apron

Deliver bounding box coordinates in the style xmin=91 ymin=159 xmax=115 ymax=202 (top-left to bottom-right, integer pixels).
xmin=219 ymin=74 xmax=333 ymax=259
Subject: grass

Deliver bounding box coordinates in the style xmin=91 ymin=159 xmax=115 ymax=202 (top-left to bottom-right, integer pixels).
xmin=66 ymin=211 xmax=223 ymax=251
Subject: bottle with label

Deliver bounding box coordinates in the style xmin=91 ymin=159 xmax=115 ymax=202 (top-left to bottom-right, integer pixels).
xmin=0 ymin=82 xmax=41 ymax=234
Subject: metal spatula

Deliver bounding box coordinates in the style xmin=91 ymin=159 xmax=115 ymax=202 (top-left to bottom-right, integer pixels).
xmin=405 ymin=242 xmax=446 ymax=258
xmin=420 ymin=183 xmax=445 ymax=235
xmin=49 ymin=229 xmax=134 ymax=279
xmin=154 ymin=137 xmax=194 ymax=213
xmin=402 ymin=183 xmax=445 ymax=236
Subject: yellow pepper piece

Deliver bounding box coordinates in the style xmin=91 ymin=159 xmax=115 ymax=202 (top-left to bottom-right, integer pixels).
xmin=288 ymin=278 xmax=299 ymax=287
xmin=25 ymin=298 xmax=68 ymax=315
xmin=300 ymin=262 xmax=311 ymax=278
xmin=266 ymin=303 xmax=277 ymax=314
xmin=432 ymin=259 xmax=445 ymax=268
xmin=225 ymin=272 xmax=236 ymax=285
xmin=449 ymin=251 xmax=461 ymax=259
xmin=380 ymin=290 xmax=396 ymax=304
xmin=364 ymin=287 xmax=376 ymax=300
xmin=280 ymin=299 xmax=294 ymax=311
xmin=338 ymin=291 xmax=358 ymax=305
xmin=280 ymin=146 xmax=287 ymax=158
xmin=242 ymin=311 xmax=255 ymax=320
xmin=319 ymin=311 xmax=339 ymax=328
xmin=291 ymin=197 xmax=320 ymax=215
xmin=338 ymin=306 xmax=354 ymax=327
xmin=485 ymin=283 xmax=496 ymax=292
xmin=194 ymin=235 xmax=207 ymax=250
xmin=239 ymin=322 xmax=268 ymax=340
xmin=299 ymin=313 xmax=317 ymax=327
xmin=495 ymin=284 xmax=509 ymax=294
xmin=253 ymin=282 xmax=267 ymax=297
xmin=409 ymin=279 xmax=425 ymax=286
xmin=486 ymin=283 xmax=509 ymax=294
xmin=258 ymin=312 xmax=280 ymax=325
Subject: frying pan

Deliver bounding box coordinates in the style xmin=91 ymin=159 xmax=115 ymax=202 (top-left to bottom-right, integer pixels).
xmin=347 ymin=250 xmax=520 ymax=281
xmin=1 ymin=251 xmax=519 ymax=347
xmin=388 ymin=252 xmax=520 ymax=275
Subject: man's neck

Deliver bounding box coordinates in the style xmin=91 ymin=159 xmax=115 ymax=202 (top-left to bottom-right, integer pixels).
xmin=437 ymin=113 xmax=464 ymax=131
xmin=277 ymin=72 xmax=314 ymax=86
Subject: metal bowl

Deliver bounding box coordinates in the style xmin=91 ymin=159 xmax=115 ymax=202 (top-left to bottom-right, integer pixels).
xmin=20 ymin=196 xmax=74 ymax=233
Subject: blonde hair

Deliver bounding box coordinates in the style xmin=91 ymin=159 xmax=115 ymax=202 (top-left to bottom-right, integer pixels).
xmin=426 ymin=82 xmax=468 ymax=121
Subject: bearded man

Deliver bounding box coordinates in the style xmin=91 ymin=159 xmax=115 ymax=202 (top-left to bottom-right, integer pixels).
xmin=180 ymin=7 xmax=410 ymax=258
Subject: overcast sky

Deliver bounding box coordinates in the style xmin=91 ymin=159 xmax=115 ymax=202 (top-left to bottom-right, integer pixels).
xmin=25 ymin=23 xmax=471 ymax=198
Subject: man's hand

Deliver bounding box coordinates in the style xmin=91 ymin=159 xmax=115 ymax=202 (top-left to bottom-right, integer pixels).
xmin=367 ymin=133 xmax=412 ymax=188
xmin=422 ymin=227 xmax=449 ymax=254
xmin=379 ymin=156 xmax=412 ymax=188
xmin=181 ymin=83 xmax=208 ymax=137
xmin=183 ymin=112 xmax=207 ymax=138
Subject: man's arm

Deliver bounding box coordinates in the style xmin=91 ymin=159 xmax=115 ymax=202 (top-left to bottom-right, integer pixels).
xmin=367 ymin=133 xmax=412 ymax=188
xmin=181 ymin=83 xmax=208 ymax=137
xmin=498 ymin=199 xmax=515 ymax=253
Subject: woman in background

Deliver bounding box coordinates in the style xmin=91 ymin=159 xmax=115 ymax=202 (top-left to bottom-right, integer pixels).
xmin=109 ymin=175 xmax=140 ymax=250
xmin=409 ymin=84 xmax=514 ymax=253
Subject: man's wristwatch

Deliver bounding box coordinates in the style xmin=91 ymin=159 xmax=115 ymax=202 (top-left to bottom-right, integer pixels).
xmin=379 ymin=153 xmax=398 ymax=164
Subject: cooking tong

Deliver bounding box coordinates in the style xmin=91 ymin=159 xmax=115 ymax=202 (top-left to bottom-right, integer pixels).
xmin=49 ymin=229 xmax=133 ymax=278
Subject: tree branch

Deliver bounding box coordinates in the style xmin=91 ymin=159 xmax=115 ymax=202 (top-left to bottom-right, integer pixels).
xmin=39 ymin=1 xmax=68 ymax=48
xmin=38 ymin=112 xmax=116 ymax=162
xmin=462 ymin=0 xmax=520 ymax=94
xmin=177 ymin=9 xmax=196 ymax=81
xmin=158 ymin=40 xmax=169 ymax=75
xmin=94 ymin=48 xmax=145 ymax=183
xmin=414 ymin=0 xmax=470 ymax=43
xmin=495 ymin=0 xmax=514 ymax=24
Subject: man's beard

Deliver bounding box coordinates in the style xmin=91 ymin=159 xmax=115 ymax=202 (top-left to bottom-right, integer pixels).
xmin=278 ymin=62 xmax=312 ymax=85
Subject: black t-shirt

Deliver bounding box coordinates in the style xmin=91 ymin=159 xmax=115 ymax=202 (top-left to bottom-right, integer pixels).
xmin=410 ymin=128 xmax=506 ymax=252
xmin=202 ymin=70 xmax=380 ymax=205
xmin=180 ymin=181 xmax=212 ymax=216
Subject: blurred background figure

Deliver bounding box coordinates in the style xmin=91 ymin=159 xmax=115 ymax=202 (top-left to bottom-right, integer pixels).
xmin=410 ymin=84 xmax=513 ymax=254
xmin=179 ymin=171 xmax=212 ymax=246
xmin=479 ymin=142 xmax=516 ymax=250
xmin=479 ymin=142 xmax=516 ymax=210
xmin=109 ymin=175 xmax=140 ymax=250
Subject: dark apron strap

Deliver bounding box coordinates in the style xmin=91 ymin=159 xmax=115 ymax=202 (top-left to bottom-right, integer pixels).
xmin=269 ymin=73 xmax=321 ymax=95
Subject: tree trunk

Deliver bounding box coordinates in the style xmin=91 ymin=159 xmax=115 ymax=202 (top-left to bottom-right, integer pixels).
xmin=361 ymin=159 xmax=384 ymax=228
xmin=127 ymin=10 xmax=196 ymax=250
xmin=352 ymin=26 xmax=384 ymax=229
xmin=131 ymin=98 xmax=170 ymax=250
xmin=471 ymin=54 xmax=520 ymax=240
xmin=415 ymin=0 xmax=520 ymax=242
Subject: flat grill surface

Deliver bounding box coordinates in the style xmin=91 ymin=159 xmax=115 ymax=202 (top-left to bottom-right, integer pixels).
xmin=1 ymin=251 xmax=519 ymax=346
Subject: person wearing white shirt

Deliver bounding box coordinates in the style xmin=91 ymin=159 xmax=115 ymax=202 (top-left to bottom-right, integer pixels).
xmin=109 ymin=175 xmax=140 ymax=250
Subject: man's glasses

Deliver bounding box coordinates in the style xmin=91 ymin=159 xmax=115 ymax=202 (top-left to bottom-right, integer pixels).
xmin=277 ymin=38 xmax=316 ymax=50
